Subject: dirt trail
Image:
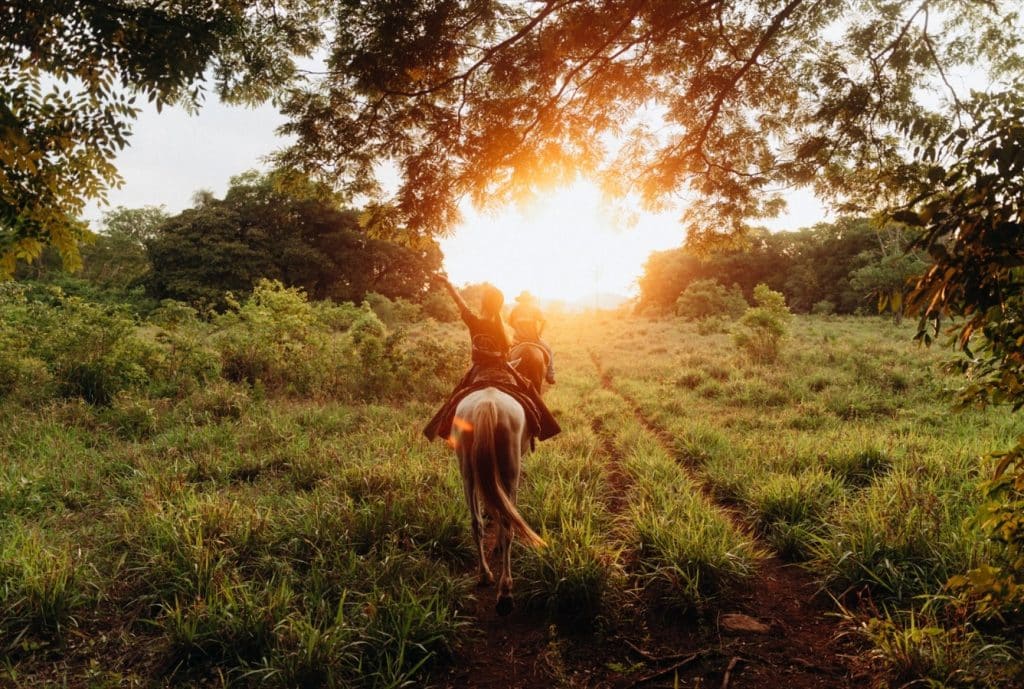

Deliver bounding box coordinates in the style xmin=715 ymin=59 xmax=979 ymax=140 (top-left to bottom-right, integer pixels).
xmin=433 ymin=358 xmax=869 ymax=689
xmin=589 ymin=351 xmax=868 ymax=689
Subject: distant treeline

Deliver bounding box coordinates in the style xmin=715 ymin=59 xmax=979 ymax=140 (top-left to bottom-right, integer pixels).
xmin=637 ymin=217 xmax=928 ymax=317
xmin=17 ymin=171 xmax=459 ymax=321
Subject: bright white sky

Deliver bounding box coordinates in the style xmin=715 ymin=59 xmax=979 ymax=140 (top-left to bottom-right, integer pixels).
xmin=86 ymin=99 xmax=830 ymax=301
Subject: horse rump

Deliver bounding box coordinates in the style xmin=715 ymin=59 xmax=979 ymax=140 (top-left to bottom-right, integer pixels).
xmin=468 ymin=397 xmax=544 ymax=548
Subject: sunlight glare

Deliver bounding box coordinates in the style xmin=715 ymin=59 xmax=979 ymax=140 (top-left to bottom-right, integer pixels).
xmin=440 ymin=181 xmax=683 ymax=305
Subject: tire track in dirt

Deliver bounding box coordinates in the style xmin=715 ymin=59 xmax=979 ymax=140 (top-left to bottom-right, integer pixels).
xmin=589 ymin=350 xmax=869 ymax=689
xmin=589 ymin=349 xmax=635 ymax=517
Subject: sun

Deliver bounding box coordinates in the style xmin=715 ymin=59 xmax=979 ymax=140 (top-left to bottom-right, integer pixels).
xmin=440 ymin=181 xmax=684 ymax=305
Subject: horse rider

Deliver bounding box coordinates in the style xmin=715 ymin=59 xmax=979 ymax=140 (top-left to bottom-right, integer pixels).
xmin=423 ymin=275 xmax=560 ymax=443
xmin=509 ymin=291 xmax=556 ymax=385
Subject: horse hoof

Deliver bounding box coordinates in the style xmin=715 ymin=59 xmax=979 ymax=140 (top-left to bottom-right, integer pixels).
xmin=478 ymin=574 xmax=494 ymax=588
xmin=496 ymin=595 xmax=514 ymax=617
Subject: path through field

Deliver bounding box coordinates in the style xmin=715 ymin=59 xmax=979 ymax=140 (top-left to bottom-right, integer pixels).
xmin=433 ymin=325 xmax=871 ymax=689
xmin=6 ymin=312 xmax=1014 ymax=687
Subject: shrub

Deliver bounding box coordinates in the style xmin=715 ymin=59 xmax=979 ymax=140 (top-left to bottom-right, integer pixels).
xmin=210 ymin=279 xmax=459 ymax=402
xmin=364 ymin=292 xmax=422 ymax=328
xmin=0 ymin=350 xmax=52 ymax=403
xmin=812 ymin=299 xmax=836 ymax=315
xmin=215 ymin=280 xmax=340 ymax=394
xmin=733 ymin=284 xmax=792 ymax=363
xmin=675 ymin=280 xmax=747 ymax=321
xmin=314 ymin=299 xmax=365 ymax=332
xmin=148 ymin=299 xmax=201 ymax=328
xmin=419 ymin=289 xmax=459 ymax=322
xmin=149 ymin=328 xmax=222 ymax=397
xmin=1 ymin=289 xmax=156 ymax=405
xmin=696 ymin=315 xmax=732 ymax=335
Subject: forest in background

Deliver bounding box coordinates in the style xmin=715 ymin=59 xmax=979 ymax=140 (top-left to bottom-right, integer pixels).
xmin=638 ymin=216 xmax=927 ymax=319
xmin=14 ymin=169 xmax=923 ymax=329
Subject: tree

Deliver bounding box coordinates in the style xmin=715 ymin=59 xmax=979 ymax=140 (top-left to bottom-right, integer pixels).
xmin=849 ymin=249 xmax=929 ymax=323
xmin=145 ymin=172 xmax=443 ymax=308
xmin=636 ymin=217 xmax=879 ymax=313
xmin=278 ymin=0 xmax=1022 ymax=244
xmin=0 ymin=0 xmax=325 ymax=274
xmin=637 ymin=249 xmax=701 ymax=312
xmin=899 ymin=85 xmax=1024 ymax=613
xmin=80 ymin=206 xmax=169 ymax=289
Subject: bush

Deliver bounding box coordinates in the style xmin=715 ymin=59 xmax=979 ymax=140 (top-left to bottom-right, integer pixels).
xmin=419 ymin=289 xmax=459 ymax=322
xmin=696 ymin=315 xmax=732 ymax=335
xmin=364 ymin=292 xmax=422 ymax=328
xmin=314 ymin=300 xmax=365 ymax=332
xmin=812 ymin=299 xmax=836 ymax=315
xmin=675 ymin=280 xmax=747 ymax=321
xmin=148 ymin=299 xmax=201 ymax=328
xmin=733 ymin=284 xmax=792 ymax=363
xmin=0 ymin=287 xmax=156 ymax=405
xmin=213 ymin=279 xmax=460 ymax=401
xmin=149 ymin=328 xmax=222 ymax=398
xmin=215 ymin=281 xmax=332 ymax=393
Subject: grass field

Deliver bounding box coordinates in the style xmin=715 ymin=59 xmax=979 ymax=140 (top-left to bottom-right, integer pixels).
xmin=1 ymin=308 xmax=1021 ymax=688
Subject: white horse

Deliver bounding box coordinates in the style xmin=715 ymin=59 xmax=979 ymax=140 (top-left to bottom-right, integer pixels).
xmin=450 ymin=387 xmax=545 ymax=616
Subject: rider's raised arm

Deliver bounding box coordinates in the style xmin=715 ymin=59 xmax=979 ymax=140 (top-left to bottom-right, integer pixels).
xmin=437 ymin=277 xmax=474 ymax=323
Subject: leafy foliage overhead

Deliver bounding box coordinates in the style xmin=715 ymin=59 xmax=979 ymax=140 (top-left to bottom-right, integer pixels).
xmin=278 ymin=0 xmax=1022 ymax=242
xmin=898 ymin=85 xmax=1024 ymax=614
xmin=0 ymin=0 xmax=325 ymax=274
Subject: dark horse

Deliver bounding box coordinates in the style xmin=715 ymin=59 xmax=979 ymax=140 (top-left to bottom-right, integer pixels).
xmin=510 ymin=342 xmax=549 ymax=392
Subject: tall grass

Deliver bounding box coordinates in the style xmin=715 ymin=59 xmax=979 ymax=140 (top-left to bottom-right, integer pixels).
xmin=2 ymin=296 xmax=1021 ymax=685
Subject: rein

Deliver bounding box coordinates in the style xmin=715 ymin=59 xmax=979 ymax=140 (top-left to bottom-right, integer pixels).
xmin=510 ymin=341 xmax=549 ymax=366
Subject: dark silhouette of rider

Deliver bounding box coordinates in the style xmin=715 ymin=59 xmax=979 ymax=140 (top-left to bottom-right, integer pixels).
xmin=423 ymin=276 xmax=559 ymax=442
xmin=509 ymin=291 xmax=556 ymax=384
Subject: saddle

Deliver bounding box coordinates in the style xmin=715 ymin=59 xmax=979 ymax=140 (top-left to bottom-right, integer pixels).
xmin=423 ymin=363 xmax=559 ymax=444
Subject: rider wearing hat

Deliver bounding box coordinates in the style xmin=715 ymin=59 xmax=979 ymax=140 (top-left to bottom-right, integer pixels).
xmin=509 ymin=291 xmax=556 ymax=385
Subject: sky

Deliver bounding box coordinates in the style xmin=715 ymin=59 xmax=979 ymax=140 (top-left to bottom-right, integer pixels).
xmin=87 ymin=98 xmax=831 ymax=301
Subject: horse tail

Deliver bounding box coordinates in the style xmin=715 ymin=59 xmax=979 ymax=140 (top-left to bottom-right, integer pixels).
xmin=472 ymin=399 xmax=545 ymax=548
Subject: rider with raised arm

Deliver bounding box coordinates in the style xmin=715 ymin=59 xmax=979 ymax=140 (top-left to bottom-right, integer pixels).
xmin=423 ymin=275 xmax=560 ymax=443
xmin=509 ymin=291 xmax=556 ymax=385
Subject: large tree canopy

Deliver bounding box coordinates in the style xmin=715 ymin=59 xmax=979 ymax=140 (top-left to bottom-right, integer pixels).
xmin=637 ymin=216 xmax=885 ymax=313
xmin=4 ymin=1 xmax=1021 ymax=279
xmin=145 ymin=172 xmax=443 ymax=308
xmin=277 ymin=0 xmax=1022 ymax=242
xmin=0 ymin=0 xmax=325 ymax=274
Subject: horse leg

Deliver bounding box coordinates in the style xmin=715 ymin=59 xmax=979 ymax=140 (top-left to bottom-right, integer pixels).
xmin=462 ymin=455 xmax=493 ymax=587
xmin=495 ymin=436 xmax=520 ymax=616
xmin=495 ymin=514 xmax=514 ymax=616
